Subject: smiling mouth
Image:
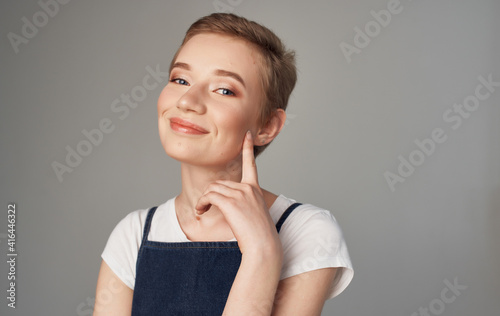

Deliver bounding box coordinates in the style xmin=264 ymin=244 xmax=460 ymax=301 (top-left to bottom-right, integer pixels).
xmin=169 ymin=117 xmax=209 ymax=135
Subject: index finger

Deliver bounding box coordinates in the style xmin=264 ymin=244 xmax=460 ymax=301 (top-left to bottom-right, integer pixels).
xmin=241 ymin=130 xmax=258 ymax=185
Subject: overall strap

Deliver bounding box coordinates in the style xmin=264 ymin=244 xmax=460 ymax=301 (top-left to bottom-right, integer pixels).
xmin=275 ymin=202 xmax=302 ymax=234
xmin=141 ymin=206 xmax=158 ymax=243
xmin=135 ymin=206 xmax=158 ymax=272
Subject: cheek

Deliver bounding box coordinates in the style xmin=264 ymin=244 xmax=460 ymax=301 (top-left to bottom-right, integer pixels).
xmin=157 ymin=87 xmax=175 ymax=148
xmin=214 ymin=108 xmax=249 ymax=137
xmin=210 ymin=107 xmax=258 ymax=158
xmin=157 ymin=85 xmax=177 ymax=115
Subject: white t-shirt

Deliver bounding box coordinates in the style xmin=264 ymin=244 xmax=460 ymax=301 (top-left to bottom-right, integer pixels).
xmin=101 ymin=194 xmax=354 ymax=300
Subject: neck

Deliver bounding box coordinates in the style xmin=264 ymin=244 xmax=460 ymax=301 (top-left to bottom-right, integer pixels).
xmin=176 ymin=159 xmax=243 ymax=225
xmin=174 ymin=159 xmax=279 ymax=231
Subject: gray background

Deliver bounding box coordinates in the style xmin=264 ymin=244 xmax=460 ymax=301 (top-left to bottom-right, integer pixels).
xmin=1 ymin=0 xmax=499 ymax=315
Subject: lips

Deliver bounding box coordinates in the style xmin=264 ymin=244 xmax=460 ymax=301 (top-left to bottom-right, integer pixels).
xmin=169 ymin=117 xmax=209 ymax=135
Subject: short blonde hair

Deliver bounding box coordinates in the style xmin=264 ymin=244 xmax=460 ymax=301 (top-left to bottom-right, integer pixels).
xmin=170 ymin=13 xmax=297 ymax=157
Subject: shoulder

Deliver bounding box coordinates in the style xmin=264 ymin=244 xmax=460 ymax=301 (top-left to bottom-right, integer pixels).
xmin=275 ymin=195 xmax=354 ymax=299
xmin=101 ymin=206 xmax=152 ymax=262
xmin=100 ymin=205 xmax=158 ymax=289
xmin=274 ymin=196 xmax=344 ymax=239
xmin=108 ymin=197 xmax=174 ymax=237
xmin=110 ymin=207 xmax=151 ymax=239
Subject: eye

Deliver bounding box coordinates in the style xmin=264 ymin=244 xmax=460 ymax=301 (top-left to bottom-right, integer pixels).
xmin=215 ymin=88 xmax=235 ymax=96
xmin=171 ymin=78 xmax=189 ymax=86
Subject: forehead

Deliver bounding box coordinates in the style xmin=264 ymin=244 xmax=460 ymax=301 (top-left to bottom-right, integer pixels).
xmin=174 ymin=33 xmax=264 ymax=83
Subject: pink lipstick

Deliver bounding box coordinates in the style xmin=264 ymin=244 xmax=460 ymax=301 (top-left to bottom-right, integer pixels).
xmin=169 ymin=117 xmax=209 ymax=135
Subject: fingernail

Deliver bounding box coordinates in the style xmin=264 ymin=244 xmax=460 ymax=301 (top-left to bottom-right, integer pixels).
xmin=246 ymin=130 xmax=252 ymax=139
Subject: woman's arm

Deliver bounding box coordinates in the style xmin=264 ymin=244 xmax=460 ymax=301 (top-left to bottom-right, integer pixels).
xmin=272 ymin=267 xmax=338 ymax=315
xmin=93 ymin=260 xmax=133 ymax=316
xmin=194 ymin=131 xmax=283 ymax=315
xmin=224 ymin=252 xmax=337 ymax=316
xmin=222 ymin=246 xmax=283 ymax=315
xmin=199 ymin=132 xmax=339 ymax=315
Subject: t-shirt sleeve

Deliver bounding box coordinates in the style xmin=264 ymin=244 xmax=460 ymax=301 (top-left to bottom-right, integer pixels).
xmin=100 ymin=209 xmax=146 ymax=290
xmin=278 ymin=205 xmax=354 ymax=300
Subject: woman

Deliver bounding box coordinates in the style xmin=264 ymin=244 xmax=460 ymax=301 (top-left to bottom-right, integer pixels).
xmin=94 ymin=13 xmax=353 ymax=315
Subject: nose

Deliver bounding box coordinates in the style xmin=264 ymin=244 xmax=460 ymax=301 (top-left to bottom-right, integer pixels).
xmin=176 ymin=84 xmax=207 ymax=114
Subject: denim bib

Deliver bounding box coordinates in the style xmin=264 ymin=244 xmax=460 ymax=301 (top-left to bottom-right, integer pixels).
xmin=131 ymin=202 xmax=301 ymax=315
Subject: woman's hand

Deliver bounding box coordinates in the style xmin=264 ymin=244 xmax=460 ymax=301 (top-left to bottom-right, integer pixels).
xmin=195 ymin=130 xmax=282 ymax=256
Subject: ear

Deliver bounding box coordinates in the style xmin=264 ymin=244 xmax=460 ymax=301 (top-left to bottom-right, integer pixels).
xmin=255 ymin=109 xmax=286 ymax=146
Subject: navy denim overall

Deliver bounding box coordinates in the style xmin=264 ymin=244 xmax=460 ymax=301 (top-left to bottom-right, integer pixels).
xmin=131 ymin=202 xmax=302 ymax=316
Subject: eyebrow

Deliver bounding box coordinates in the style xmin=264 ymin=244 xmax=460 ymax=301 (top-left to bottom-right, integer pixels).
xmin=171 ymin=62 xmax=246 ymax=88
xmin=214 ymin=69 xmax=246 ymax=88
xmin=171 ymin=62 xmax=191 ymax=72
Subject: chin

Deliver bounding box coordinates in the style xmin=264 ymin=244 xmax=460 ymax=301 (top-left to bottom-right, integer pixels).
xmin=163 ymin=142 xmax=240 ymax=169
xmin=159 ymin=129 xmax=241 ymax=168
xmin=166 ymin=151 xmax=203 ymax=165
xmin=161 ymin=138 xmax=198 ymax=162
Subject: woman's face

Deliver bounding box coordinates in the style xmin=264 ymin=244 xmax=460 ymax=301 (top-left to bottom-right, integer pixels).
xmin=157 ymin=33 xmax=265 ymax=167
